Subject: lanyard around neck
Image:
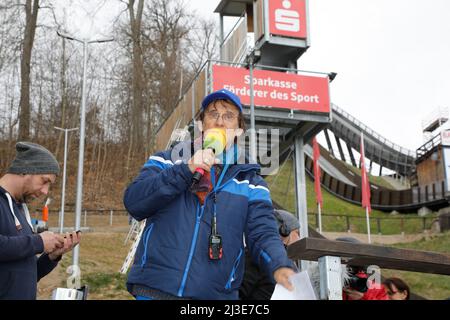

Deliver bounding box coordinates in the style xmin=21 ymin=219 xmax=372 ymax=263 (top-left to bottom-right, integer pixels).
xmin=211 ymin=144 xmax=237 ymax=193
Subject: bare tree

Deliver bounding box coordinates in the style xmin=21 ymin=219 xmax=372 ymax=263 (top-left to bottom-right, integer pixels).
xmin=126 ymin=0 xmax=145 ymax=158
xmin=144 ymin=0 xmax=190 ymax=117
xmin=184 ymin=17 xmax=219 ymax=74
xmin=0 ymin=5 xmax=22 ymax=74
xmin=137 ymin=0 xmax=192 ymax=156
xmin=0 ymin=4 xmax=22 ymax=156
xmin=18 ymin=0 xmax=39 ymax=140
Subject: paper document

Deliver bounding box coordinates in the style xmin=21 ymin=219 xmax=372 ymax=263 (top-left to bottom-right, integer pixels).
xmin=271 ymin=271 xmax=317 ymax=300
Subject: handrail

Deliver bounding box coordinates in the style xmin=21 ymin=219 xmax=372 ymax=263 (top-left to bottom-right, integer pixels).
xmin=303 ymin=154 xmax=447 ymax=210
xmin=231 ymin=35 xmax=251 ymax=63
xmin=288 ymin=237 xmax=450 ymax=276
xmin=154 ymin=59 xmax=209 ymax=135
xmin=421 ymin=106 xmax=449 ymax=131
xmin=220 ymin=11 xmax=246 ymax=48
xmin=332 ymin=103 xmax=416 ymax=157
xmin=416 ymin=132 xmax=442 ymax=159
xmin=307 ymin=211 xmax=434 ymax=221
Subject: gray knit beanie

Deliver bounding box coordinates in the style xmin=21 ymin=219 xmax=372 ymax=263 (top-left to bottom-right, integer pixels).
xmin=7 ymin=142 xmax=60 ymax=175
xmin=276 ymin=209 xmax=300 ymax=232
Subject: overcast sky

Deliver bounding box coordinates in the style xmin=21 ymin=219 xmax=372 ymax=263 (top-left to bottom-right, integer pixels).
xmin=55 ymin=0 xmax=450 ymax=152
xmin=187 ymin=0 xmax=450 ymax=152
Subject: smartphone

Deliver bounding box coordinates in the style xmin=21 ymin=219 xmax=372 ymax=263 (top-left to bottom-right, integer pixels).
xmin=70 ymin=230 xmax=82 ymax=237
xmin=64 ymin=230 xmax=82 ymax=238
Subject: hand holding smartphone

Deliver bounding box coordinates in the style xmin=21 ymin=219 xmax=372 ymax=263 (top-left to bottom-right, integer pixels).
xmin=64 ymin=230 xmax=81 ymax=238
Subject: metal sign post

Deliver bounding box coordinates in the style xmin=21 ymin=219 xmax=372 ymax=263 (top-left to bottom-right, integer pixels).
xmin=56 ymin=31 xmax=114 ymax=270
xmin=54 ymin=127 xmax=78 ymax=233
xmin=293 ymin=135 xmax=309 ymax=271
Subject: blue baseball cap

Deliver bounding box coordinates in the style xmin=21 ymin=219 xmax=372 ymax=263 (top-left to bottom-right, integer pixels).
xmin=201 ymin=89 xmax=243 ymax=113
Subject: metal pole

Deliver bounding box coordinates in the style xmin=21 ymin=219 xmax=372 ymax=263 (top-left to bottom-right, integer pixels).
xmin=73 ymin=40 xmax=88 ymax=267
xmin=54 ymin=127 xmax=78 ymax=234
xmin=294 ymin=135 xmax=309 ymax=270
xmin=249 ymin=56 xmax=257 ymax=163
xmin=317 ymin=203 xmax=322 ymax=233
xmin=110 ymin=210 xmax=113 ymax=226
xmin=191 ymin=81 xmax=195 ymax=124
xmin=56 ymin=30 xmax=114 ymax=284
xmin=219 ymin=14 xmax=224 ymax=60
xmin=60 ymin=130 xmax=68 ymax=233
xmin=366 ymin=207 xmax=372 ymax=244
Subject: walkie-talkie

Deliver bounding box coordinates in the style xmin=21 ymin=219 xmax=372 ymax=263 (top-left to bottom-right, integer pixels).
xmin=208 ymin=216 xmax=223 ymax=260
xmin=209 ymin=234 xmax=223 ymax=260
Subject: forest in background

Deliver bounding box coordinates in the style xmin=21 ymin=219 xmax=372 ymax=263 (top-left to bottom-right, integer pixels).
xmin=0 ymin=0 xmax=218 ymax=212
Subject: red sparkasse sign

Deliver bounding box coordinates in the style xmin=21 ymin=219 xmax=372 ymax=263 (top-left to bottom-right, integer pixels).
xmin=268 ymin=0 xmax=307 ymax=39
xmin=212 ymin=65 xmax=330 ymax=113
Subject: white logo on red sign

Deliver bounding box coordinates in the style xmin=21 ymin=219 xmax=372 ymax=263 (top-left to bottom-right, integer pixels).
xmin=275 ymin=0 xmax=300 ymax=32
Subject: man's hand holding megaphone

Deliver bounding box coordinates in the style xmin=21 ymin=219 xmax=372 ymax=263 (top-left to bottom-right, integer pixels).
xmin=188 ymin=128 xmax=227 ymax=184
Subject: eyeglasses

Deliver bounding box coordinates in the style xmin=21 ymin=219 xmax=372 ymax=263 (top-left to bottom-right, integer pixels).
xmin=205 ymin=111 xmax=238 ymax=123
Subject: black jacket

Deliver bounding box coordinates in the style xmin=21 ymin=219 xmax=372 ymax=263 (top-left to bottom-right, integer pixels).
xmin=239 ymin=249 xmax=275 ymax=300
xmin=0 ymin=186 xmax=58 ymax=300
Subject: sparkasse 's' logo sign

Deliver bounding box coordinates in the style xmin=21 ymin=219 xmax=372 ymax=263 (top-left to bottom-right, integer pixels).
xmin=275 ymin=0 xmax=300 ymax=32
xmin=269 ymin=0 xmax=307 ymax=39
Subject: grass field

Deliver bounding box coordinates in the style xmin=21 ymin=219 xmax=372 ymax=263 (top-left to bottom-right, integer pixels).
xmin=382 ymin=232 xmax=450 ymax=300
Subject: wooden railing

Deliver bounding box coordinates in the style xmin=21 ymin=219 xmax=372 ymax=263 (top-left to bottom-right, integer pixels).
xmin=288 ymin=237 xmax=450 ymax=276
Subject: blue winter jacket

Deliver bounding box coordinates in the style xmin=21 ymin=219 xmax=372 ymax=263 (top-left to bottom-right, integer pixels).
xmin=0 ymin=186 xmax=58 ymax=300
xmin=124 ymin=142 xmax=293 ymax=300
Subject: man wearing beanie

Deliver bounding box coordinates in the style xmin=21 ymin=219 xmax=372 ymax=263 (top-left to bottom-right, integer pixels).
xmin=0 ymin=142 xmax=81 ymax=299
xmin=276 ymin=209 xmax=301 ymax=245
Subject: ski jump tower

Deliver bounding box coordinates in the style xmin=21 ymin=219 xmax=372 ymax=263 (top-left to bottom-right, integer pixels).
xmin=214 ymin=1 xmax=450 ymax=299
xmin=215 ymin=0 xmax=340 ymax=298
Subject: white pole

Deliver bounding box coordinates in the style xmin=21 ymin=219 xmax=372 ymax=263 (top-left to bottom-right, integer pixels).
xmin=110 ymin=210 xmax=113 ymax=226
xmin=61 ymin=130 xmax=68 ymax=233
xmin=73 ymin=40 xmax=88 ymax=268
xmin=249 ymin=55 xmax=257 ymax=163
xmin=54 ymin=127 xmax=78 ymax=234
xmin=56 ymin=30 xmax=114 ymax=286
xmin=294 ymin=135 xmax=309 ymax=271
xmin=60 ymin=130 xmax=68 ymax=233
xmin=318 ymin=203 xmax=322 ymax=233
xmin=366 ymin=207 xmax=371 ymax=244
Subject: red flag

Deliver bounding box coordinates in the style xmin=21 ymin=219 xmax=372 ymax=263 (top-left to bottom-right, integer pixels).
xmin=312 ymin=137 xmax=323 ymax=207
xmin=360 ymin=133 xmax=371 ymax=214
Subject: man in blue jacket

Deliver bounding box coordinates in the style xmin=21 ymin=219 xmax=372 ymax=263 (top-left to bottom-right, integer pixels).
xmin=0 ymin=142 xmax=81 ymax=299
xmin=124 ymin=89 xmax=296 ymax=300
